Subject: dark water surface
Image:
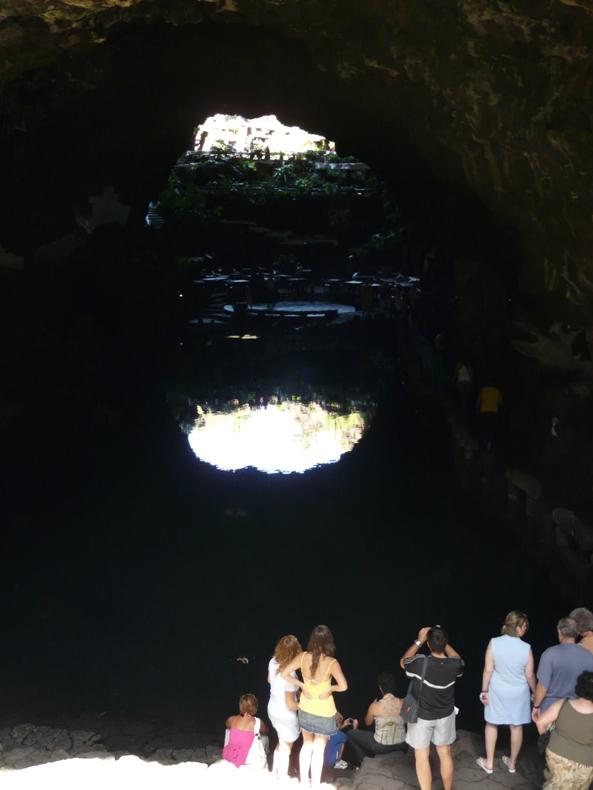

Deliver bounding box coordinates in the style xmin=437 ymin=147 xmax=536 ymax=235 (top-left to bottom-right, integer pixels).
xmin=0 ymin=336 xmax=567 ymax=739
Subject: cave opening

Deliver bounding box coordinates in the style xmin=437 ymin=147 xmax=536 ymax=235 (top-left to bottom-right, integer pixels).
xmin=191 ymin=113 xmax=336 ymax=158
xmin=0 ymin=7 xmax=590 ymax=780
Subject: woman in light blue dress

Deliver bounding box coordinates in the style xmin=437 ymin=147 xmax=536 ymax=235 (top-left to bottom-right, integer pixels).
xmin=476 ymin=611 xmax=536 ymax=775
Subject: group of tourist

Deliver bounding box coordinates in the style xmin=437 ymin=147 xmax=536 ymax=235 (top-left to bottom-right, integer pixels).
xmin=475 ymin=608 xmax=593 ymax=790
xmin=222 ymin=610 xmax=593 ymax=789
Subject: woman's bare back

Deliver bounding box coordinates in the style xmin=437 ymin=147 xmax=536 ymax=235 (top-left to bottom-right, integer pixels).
xmin=302 ymin=652 xmax=335 ymax=683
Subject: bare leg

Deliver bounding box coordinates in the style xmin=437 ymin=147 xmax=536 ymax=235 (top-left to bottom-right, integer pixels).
xmin=414 ymin=747 xmax=432 ymax=790
xmin=484 ymin=723 xmax=498 ymax=770
xmin=273 ymin=739 xmax=294 ymax=779
xmin=436 ymin=744 xmax=454 ymax=790
xmin=310 ymin=735 xmax=328 ymax=787
xmin=299 ymin=731 xmax=313 ymax=786
xmin=509 ymin=725 xmax=523 ymax=770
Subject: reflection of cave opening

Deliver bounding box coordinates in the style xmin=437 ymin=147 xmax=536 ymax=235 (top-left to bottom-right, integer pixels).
xmin=186 ymin=397 xmax=374 ymax=474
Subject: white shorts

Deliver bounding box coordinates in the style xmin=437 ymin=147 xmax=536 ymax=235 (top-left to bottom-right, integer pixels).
xmin=406 ymin=712 xmax=456 ymax=750
xmin=268 ymin=702 xmax=300 ymax=743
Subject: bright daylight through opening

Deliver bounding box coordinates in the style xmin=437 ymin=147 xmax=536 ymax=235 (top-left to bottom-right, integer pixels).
xmin=194 ymin=114 xmax=336 ymax=159
xmin=187 ymin=401 xmax=371 ymax=474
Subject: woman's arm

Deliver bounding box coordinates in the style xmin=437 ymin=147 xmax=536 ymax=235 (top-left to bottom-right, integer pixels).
xmin=320 ymin=659 xmax=348 ymax=699
xmin=284 ymin=691 xmax=299 ymax=711
xmin=532 ymin=681 xmax=548 ymax=710
xmin=480 ymin=641 xmax=494 ymax=705
xmin=280 ymin=652 xmax=308 ymax=695
xmin=524 ymin=649 xmax=536 ymax=694
xmin=532 ymin=699 xmax=562 ymax=734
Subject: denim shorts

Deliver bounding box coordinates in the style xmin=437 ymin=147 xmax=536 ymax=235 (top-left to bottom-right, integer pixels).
xmin=298 ymin=709 xmax=337 ymax=737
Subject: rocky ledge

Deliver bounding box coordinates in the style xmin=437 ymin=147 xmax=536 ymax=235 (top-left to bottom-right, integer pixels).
xmin=0 ymin=724 xmax=542 ymax=789
xmin=353 ymin=730 xmax=542 ymax=789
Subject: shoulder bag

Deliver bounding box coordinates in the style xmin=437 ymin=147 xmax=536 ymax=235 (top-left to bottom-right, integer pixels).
xmin=400 ymin=655 xmax=429 ymax=724
xmin=244 ymin=717 xmax=269 ymax=769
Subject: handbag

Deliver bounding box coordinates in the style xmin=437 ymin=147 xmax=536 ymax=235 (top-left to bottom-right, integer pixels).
xmin=400 ymin=655 xmax=429 ymax=724
xmin=244 ymin=717 xmax=269 ymax=769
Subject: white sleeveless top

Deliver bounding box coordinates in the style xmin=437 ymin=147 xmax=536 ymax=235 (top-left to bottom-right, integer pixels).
xmin=268 ymin=657 xmax=298 ymax=709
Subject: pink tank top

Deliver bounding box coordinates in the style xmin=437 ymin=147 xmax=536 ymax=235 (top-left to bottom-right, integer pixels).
xmin=222 ymin=728 xmax=255 ymax=767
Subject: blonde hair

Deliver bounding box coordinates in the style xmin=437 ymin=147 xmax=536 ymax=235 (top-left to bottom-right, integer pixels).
xmin=501 ymin=610 xmax=529 ymax=637
xmin=273 ymin=634 xmax=302 ymax=673
xmin=239 ymin=693 xmax=258 ymax=716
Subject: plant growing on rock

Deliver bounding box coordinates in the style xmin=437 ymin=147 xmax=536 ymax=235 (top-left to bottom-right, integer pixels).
xmin=159 ymin=174 xmax=219 ymax=224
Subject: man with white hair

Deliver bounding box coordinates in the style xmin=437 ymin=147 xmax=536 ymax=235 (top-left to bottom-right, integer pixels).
xmin=570 ymin=607 xmax=593 ymax=656
xmin=533 ymin=617 xmax=593 ymax=713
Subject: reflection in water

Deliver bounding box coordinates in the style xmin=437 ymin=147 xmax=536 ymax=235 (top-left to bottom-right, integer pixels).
xmin=187 ymin=400 xmax=372 ymax=474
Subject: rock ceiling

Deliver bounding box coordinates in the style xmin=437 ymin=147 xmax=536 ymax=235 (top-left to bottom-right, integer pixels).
xmin=1 ymin=0 xmax=592 ymax=314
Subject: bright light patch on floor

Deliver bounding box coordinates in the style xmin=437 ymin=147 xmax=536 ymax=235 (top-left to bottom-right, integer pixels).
xmin=187 ymin=401 xmax=369 ymax=473
xmin=194 ymin=113 xmax=335 ymax=158
xmin=0 ymin=755 xmax=336 ymax=790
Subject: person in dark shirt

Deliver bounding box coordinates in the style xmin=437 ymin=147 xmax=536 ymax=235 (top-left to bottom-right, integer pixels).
xmin=400 ymin=626 xmax=464 ymax=790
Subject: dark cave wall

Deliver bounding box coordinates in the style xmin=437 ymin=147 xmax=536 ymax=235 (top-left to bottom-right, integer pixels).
xmin=0 ymin=21 xmax=489 ymax=264
xmin=1 ymin=1 xmax=592 ymax=595
xmin=0 ymin=24 xmax=340 ymax=249
xmin=1 ymin=0 xmax=592 ymax=317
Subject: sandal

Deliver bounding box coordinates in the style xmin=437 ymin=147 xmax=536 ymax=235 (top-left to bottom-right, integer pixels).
xmin=476 ymin=757 xmax=493 ymax=774
xmin=502 ymin=755 xmax=516 ymax=773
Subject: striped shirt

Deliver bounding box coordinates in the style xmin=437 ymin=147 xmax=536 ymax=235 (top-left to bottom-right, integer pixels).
xmin=404 ymin=655 xmax=464 ymax=720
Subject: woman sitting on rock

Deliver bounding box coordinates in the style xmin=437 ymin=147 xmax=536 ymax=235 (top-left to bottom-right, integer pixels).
xmin=222 ymin=693 xmax=269 ymax=768
xmin=281 ymin=624 xmax=348 ymax=788
xmin=267 ymin=634 xmax=302 ymax=779
xmin=347 ymin=670 xmax=407 ymax=765
xmin=533 ymin=671 xmax=593 ymax=789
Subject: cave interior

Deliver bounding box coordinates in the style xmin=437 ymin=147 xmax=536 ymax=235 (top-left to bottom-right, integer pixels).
xmin=0 ymin=0 xmax=592 ymax=754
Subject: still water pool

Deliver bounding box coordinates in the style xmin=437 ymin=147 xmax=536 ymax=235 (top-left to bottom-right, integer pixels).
xmin=1 ymin=334 xmax=569 ymax=739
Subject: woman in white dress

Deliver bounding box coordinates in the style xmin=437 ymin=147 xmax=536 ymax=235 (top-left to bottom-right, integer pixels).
xmin=268 ymin=634 xmax=302 ymax=779
xmin=476 ymin=611 xmax=536 ymax=775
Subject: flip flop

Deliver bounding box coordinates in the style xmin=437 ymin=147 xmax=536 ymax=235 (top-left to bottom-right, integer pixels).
xmin=502 ymin=756 xmax=516 ymax=773
xmin=476 ymin=757 xmax=493 ymax=774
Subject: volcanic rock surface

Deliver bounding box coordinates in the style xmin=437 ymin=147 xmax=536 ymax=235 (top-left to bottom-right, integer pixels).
xmin=0 ymin=1 xmax=592 ymax=317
